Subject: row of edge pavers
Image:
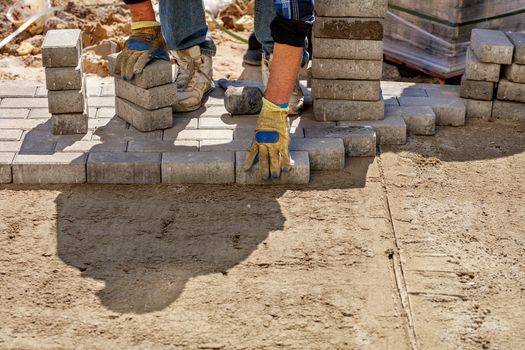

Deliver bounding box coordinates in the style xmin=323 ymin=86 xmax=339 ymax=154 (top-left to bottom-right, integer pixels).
xmin=42 ymin=29 xmax=88 ymax=134
xmin=460 ymin=29 xmax=525 ymax=121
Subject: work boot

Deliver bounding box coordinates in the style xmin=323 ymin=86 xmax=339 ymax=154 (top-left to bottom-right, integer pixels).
xmin=261 ymin=54 xmax=304 ymax=116
xmin=172 ymin=46 xmax=213 ymax=112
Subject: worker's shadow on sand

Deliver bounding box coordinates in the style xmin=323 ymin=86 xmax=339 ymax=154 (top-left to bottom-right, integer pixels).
xmin=55 ymin=185 xmax=288 ymax=314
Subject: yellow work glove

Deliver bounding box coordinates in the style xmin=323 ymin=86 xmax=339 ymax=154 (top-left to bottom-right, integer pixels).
xmin=115 ymin=21 xmax=169 ymax=80
xmin=244 ymin=98 xmax=292 ymax=180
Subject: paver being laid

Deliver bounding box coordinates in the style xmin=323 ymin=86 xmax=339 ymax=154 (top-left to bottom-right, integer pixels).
xmin=304 ymin=126 xmax=377 ymax=157
xmin=289 ymin=138 xmax=345 ymax=170
xmin=338 ymin=114 xmax=407 ymax=145
xmin=12 ymin=152 xmax=87 ymax=184
xmin=162 ymin=151 xmax=235 ymax=184
xmin=108 ymin=53 xmax=172 ymax=89
xmin=0 ymin=152 xmax=14 ymax=183
xmin=236 ymin=151 xmax=310 ymax=185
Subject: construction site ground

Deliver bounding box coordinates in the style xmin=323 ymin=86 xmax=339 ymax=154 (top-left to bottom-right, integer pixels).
xmin=1 ymin=0 xmax=525 ymax=349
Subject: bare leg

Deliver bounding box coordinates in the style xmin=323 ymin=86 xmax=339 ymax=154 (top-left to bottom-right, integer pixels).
xmin=129 ymin=1 xmax=155 ymax=21
xmin=264 ymin=43 xmax=303 ymax=105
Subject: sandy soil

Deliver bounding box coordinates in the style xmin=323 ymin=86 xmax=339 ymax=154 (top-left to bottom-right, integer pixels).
xmin=0 ymin=119 xmax=524 ymax=349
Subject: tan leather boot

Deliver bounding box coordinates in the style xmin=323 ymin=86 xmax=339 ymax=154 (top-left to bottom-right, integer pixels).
xmin=172 ymin=46 xmax=213 ymax=112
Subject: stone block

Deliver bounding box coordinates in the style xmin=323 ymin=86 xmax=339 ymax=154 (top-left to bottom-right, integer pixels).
xmin=313 ymin=98 xmax=384 ymax=121
xmin=114 ymin=78 xmax=177 ymax=110
xmin=492 ymin=100 xmax=525 ymax=121
xmin=127 ymin=140 xmax=199 ymax=152
xmin=0 ymin=152 xmax=14 ymax=183
xmin=108 ymin=53 xmax=173 ymax=89
xmin=464 ymin=99 xmax=493 ymax=119
xmin=162 ymin=151 xmax=235 ymax=184
xmin=398 ymin=96 xmax=466 ymax=126
xmin=315 ymin=0 xmax=387 ymax=18
xmin=87 ymin=152 xmax=161 ymax=184
xmin=314 ymin=17 xmax=384 ymax=40
xmin=115 ymin=97 xmax=172 ymax=132
xmin=236 ymin=151 xmax=310 ymax=185
xmin=464 ymin=47 xmax=500 ymax=82
xmin=504 ymin=64 xmax=525 ymax=84
xmin=304 ymin=126 xmax=376 ymax=156
xmin=312 ymin=38 xmax=383 ymax=60
xmin=45 ymin=63 xmax=83 ymax=90
xmin=338 ymin=113 xmax=407 ymax=145
xmin=52 ymin=113 xmax=88 ymax=135
xmin=12 ymin=152 xmax=87 ymax=184
xmin=42 ymin=29 xmax=82 ymax=68
xmin=470 ymin=29 xmax=514 ymax=64
xmin=312 ymin=79 xmax=381 ymax=101
xmin=507 ymin=32 xmax=525 ymax=64
xmin=200 ymin=139 xmax=252 ymax=152
xmin=496 ymin=78 xmax=525 ymax=103
xmin=289 ymin=138 xmax=345 ymax=170
xmin=0 ymin=130 xmax=24 ymax=141
xmin=459 ymin=77 xmax=494 ymax=101
xmin=397 ymin=106 xmax=436 ymax=136
xmin=312 ymin=59 xmax=382 ymax=80
xmin=47 ymin=86 xmax=85 ymax=114
xmin=224 ymin=86 xmax=263 ymax=115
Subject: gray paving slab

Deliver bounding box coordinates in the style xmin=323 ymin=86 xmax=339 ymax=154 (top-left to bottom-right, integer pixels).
xmin=492 ymin=100 xmax=525 ymax=121
xmin=12 ymin=152 xmax=87 ymax=184
xmin=55 ymin=140 xmax=127 ymax=153
xmin=1 ymin=98 xmax=48 ymax=109
xmin=464 ymin=47 xmax=501 ymax=82
xmin=312 ymin=37 xmax=383 ymax=60
xmin=108 ymin=53 xmax=173 ymax=89
xmin=162 ymin=151 xmax=235 ymax=184
xmin=304 ymin=125 xmax=376 ymax=156
xmin=127 ymin=140 xmax=199 ymax=152
xmin=115 ymin=97 xmax=172 ymax=132
xmin=471 ymin=29 xmax=514 ymax=64
xmin=312 ymin=59 xmax=382 ymax=80
xmin=87 ymin=152 xmax=161 ymax=184
xmin=464 ymin=99 xmax=493 ymax=119
xmin=312 ymin=79 xmax=381 ymax=101
xmin=115 ymin=78 xmax=177 ymax=110
xmin=172 ymin=117 xmax=199 ymax=130
xmin=496 ymin=79 xmax=525 ymax=103
xmin=0 ymin=152 xmax=14 ymax=183
xmin=507 ymin=31 xmax=525 ymax=64
xmin=289 ymin=138 xmax=345 ymax=170
xmin=0 ymin=108 xmax=30 ymax=118
xmin=164 ymin=129 xmax=233 ymax=141
xmin=398 ymin=97 xmax=466 ymax=126
xmin=313 ymin=98 xmax=385 ymax=121
xmin=91 ymin=125 xmax=163 ymax=142
xmin=338 ymin=114 xmax=407 ymax=145
xmin=199 ymin=116 xmax=257 ymax=130
xmin=314 ymin=17 xmax=384 ymax=40
xmin=460 ymin=77 xmax=494 ymax=101
xmin=45 ymin=63 xmax=83 ymax=90
xmin=314 ymin=0 xmax=387 ymax=17
xmin=42 ymin=29 xmax=82 ymax=68
xmin=236 ymin=151 xmax=310 ymax=185
xmin=0 ymin=129 xmax=24 ymax=141
xmin=233 ymin=127 xmax=304 ymax=140
xmin=504 ymin=63 xmax=525 ymax=84
xmin=19 ymin=131 xmax=57 ymax=155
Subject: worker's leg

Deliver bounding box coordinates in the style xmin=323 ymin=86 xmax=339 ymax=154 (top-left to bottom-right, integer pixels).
xmin=159 ymin=0 xmax=215 ymax=112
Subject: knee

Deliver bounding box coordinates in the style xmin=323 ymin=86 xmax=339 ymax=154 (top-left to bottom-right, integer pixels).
xmin=271 ymin=0 xmax=314 ymax=47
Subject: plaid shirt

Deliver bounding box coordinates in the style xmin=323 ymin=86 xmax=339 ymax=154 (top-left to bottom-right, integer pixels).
xmin=273 ymin=0 xmax=315 ymax=22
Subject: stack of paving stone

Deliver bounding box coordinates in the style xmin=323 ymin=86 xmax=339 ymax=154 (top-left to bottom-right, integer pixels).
xmin=460 ymin=30 xmax=525 ymax=121
xmin=42 ymin=29 xmax=88 ymax=135
xmin=311 ymin=0 xmax=387 ymax=122
xmin=107 ymin=53 xmax=176 ymax=132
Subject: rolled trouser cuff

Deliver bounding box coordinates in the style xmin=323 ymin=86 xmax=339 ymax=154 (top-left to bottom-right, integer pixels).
xmin=123 ymin=0 xmax=148 ymax=4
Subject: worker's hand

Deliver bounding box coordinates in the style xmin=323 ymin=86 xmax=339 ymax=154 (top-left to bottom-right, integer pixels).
xmin=244 ymin=98 xmax=292 ymax=180
xmin=115 ymin=21 xmax=169 ymax=80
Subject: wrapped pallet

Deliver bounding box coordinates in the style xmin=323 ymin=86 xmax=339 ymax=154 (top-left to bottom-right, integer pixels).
xmin=384 ymin=1 xmax=525 ymax=79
